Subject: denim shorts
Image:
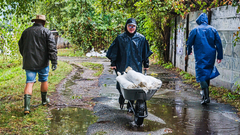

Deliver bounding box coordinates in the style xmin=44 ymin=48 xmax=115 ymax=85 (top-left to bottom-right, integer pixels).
xmin=25 ymin=66 xmax=49 ymax=83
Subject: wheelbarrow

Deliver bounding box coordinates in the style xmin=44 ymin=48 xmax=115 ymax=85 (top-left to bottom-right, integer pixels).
xmin=116 ymin=69 xmax=160 ymax=125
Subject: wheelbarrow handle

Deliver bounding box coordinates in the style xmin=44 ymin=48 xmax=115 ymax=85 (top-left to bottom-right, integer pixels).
xmin=114 ymin=68 xmax=118 ymax=75
xmin=114 ymin=68 xmax=147 ymax=75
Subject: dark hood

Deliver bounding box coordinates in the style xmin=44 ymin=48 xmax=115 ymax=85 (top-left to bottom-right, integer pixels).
xmin=124 ymin=18 xmax=137 ymax=37
xmin=196 ymin=13 xmax=208 ymax=25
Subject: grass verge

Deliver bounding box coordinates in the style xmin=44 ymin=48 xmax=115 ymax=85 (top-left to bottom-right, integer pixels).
xmin=0 ymin=58 xmax=73 ymax=134
xmin=80 ymin=62 xmax=104 ymax=76
xmin=58 ymin=48 xmax=85 ymax=57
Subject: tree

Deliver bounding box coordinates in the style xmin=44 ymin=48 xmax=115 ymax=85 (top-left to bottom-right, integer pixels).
xmin=0 ymin=0 xmax=239 ymax=61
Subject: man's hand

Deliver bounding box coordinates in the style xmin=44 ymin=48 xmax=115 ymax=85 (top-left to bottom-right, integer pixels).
xmin=217 ymin=59 xmax=222 ymax=64
xmin=52 ymin=64 xmax=57 ymax=71
xmin=110 ymin=66 xmax=116 ymax=70
xmin=144 ymin=68 xmax=149 ymax=71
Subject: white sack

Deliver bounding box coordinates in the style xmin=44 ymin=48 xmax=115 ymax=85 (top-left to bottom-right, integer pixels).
xmin=116 ymin=66 xmax=162 ymax=93
xmin=145 ymin=76 xmax=162 ymax=88
xmin=116 ymin=73 xmax=136 ymax=89
xmin=125 ymin=68 xmax=147 ymax=88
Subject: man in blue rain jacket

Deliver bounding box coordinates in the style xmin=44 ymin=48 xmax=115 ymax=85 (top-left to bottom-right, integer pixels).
xmin=187 ymin=13 xmax=223 ymax=105
xmin=106 ymin=18 xmax=153 ymax=112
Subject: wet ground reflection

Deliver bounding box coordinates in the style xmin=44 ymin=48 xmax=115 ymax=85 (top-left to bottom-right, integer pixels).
xmin=126 ymin=119 xmax=165 ymax=132
xmin=147 ymin=98 xmax=240 ymax=135
xmin=48 ymin=108 xmax=98 ymax=135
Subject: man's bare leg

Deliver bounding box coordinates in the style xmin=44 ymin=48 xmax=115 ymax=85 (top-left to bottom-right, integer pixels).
xmin=24 ymin=83 xmax=34 ymax=95
xmin=41 ymin=81 xmax=48 ymax=92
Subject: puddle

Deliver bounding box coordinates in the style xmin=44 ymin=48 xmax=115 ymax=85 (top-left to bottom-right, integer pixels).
xmin=126 ymin=119 xmax=165 ymax=131
xmin=61 ymin=65 xmax=84 ymax=97
xmin=48 ymin=107 xmax=98 ymax=134
xmin=61 ymin=88 xmax=73 ymax=97
xmin=65 ymin=80 xmax=76 ymax=88
xmin=151 ymin=73 xmax=192 ymax=92
xmin=70 ymin=65 xmax=83 ymax=80
xmin=147 ymin=98 xmax=240 ymax=135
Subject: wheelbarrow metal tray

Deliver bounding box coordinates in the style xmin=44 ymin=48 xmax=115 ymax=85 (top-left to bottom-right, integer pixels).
xmin=121 ymin=88 xmax=159 ymax=101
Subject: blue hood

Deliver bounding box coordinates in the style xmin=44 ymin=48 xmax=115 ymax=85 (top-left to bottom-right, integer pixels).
xmin=196 ymin=13 xmax=208 ymax=25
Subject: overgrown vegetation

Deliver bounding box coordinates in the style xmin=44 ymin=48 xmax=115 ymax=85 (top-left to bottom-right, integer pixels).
xmin=162 ymin=62 xmax=174 ymax=69
xmin=1 ymin=0 xmax=239 ymax=63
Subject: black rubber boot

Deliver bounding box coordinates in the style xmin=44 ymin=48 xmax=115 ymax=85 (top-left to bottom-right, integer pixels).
xmin=118 ymin=95 xmax=125 ymax=105
xmin=24 ymin=94 xmax=31 ymax=115
xmin=127 ymin=100 xmax=134 ymax=113
xmin=41 ymin=92 xmax=50 ymax=106
xmin=204 ymin=87 xmax=210 ymax=103
xmin=200 ymin=89 xmax=206 ymax=105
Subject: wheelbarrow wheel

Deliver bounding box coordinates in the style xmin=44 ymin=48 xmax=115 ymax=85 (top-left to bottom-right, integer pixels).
xmin=134 ymin=115 xmax=144 ymax=126
xmin=134 ymin=100 xmax=145 ymax=126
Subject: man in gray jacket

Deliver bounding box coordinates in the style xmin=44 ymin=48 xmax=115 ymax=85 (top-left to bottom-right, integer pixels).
xmin=18 ymin=15 xmax=58 ymax=115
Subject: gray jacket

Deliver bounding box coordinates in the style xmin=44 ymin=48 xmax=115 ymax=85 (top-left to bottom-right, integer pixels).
xmin=18 ymin=23 xmax=57 ymax=70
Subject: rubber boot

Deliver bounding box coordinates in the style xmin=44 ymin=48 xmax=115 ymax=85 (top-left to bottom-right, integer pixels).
xmin=118 ymin=94 xmax=125 ymax=109
xmin=127 ymin=100 xmax=134 ymax=113
xmin=118 ymin=95 xmax=125 ymax=105
xmin=200 ymin=89 xmax=206 ymax=105
xmin=204 ymin=87 xmax=210 ymax=103
xmin=24 ymin=94 xmax=31 ymax=115
xmin=41 ymin=92 xmax=50 ymax=106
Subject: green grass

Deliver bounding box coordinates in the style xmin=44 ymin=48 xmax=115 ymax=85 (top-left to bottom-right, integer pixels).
xmin=58 ymin=48 xmax=85 ymax=57
xmin=80 ymin=62 xmax=104 ymax=76
xmin=0 ymin=58 xmax=73 ymax=134
xmin=162 ymin=62 xmax=173 ymax=69
xmin=180 ymin=70 xmax=196 ymax=84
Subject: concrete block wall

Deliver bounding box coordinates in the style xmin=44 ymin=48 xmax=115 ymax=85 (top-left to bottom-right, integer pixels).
xmin=175 ymin=16 xmax=187 ymax=71
xmin=170 ymin=5 xmax=240 ymax=91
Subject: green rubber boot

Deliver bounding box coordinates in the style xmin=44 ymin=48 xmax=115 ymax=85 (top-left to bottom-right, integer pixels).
xmin=41 ymin=92 xmax=50 ymax=106
xmin=24 ymin=94 xmax=31 ymax=115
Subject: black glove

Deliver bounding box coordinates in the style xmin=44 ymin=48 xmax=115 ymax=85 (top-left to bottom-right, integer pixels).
xmin=52 ymin=64 xmax=57 ymax=71
xmin=143 ymin=59 xmax=149 ymax=68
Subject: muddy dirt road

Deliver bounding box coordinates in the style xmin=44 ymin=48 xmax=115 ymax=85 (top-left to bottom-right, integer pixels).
xmin=48 ymin=56 xmax=240 ymax=135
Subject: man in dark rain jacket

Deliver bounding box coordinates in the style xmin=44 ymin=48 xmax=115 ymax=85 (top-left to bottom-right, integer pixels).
xmin=18 ymin=15 xmax=58 ymax=114
xmin=106 ymin=18 xmax=153 ymax=112
xmin=187 ymin=13 xmax=223 ymax=105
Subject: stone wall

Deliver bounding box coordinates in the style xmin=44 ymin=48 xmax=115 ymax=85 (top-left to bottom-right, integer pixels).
xmin=169 ymin=5 xmax=240 ymax=91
